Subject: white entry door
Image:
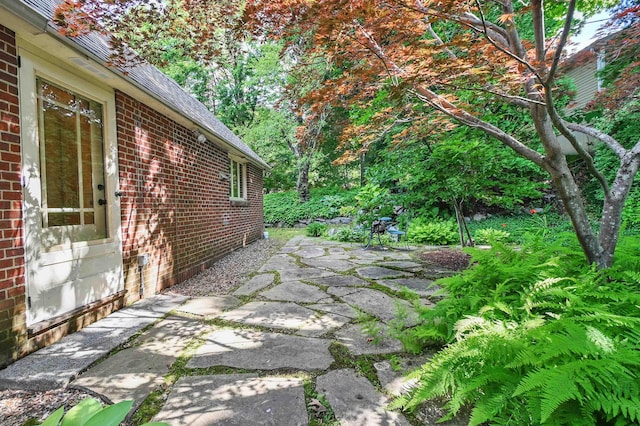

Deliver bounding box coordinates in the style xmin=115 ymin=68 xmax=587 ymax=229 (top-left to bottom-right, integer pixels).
xmin=19 ymin=48 xmax=124 ymax=326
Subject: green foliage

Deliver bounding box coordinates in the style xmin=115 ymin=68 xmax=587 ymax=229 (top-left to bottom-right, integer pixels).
xmin=586 ymin=100 xmax=640 ymax=228
xmin=306 ymin=222 xmax=327 ymax=237
xmin=407 ymin=218 xmax=458 ymax=245
xmin=263 ymin=189 xmax=358 ymax=226
xmin=466 ymin=212 xmax=577 ymax=244
xmin=237 ymin=107 xmax=298 ymax=191
xmin=38 ymin=398 xmax=167 ymax=426
xmin=473 ymin=228 xmax=511 ymax=245
xmin=353 ymin=183 xmax=393 ymax=224
xmin=364 ymin=124 xmax=547 ymax=219
xmin=394 ymin=235 xmax=640 ymax=425
xmin=328 ymin=226 xmax=367 ymax=243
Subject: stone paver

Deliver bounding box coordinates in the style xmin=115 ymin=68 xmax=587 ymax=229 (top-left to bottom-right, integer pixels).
xmin=154 ymin=374 xmax=308 ymax=426
xmin=301 ymin=257 xmax=357 ymax=272
xmin=233 ymin=273 xmax=275 ymax=296
xmin=377 ymin=277 xmax=437 ymax=297
xmin=328 ymin=247 xmax=347 ymax=255
xmin=218 ymin=301 xmax=346 ymax=337
xmin=260 ymin=281 xmax=330 ymax=304
xmin=278 ymin=267 xmax=336 ymax=282
xmin=382 ymin=251 xmax=413 ymax=260
xmin=73 ymin=316 xmax=207 ymax=407
xmin=348 ymin=249 xmax=387 ymax=260
xmin=278 ymin=246 xmax=298 ymax=253
xmin=188 ymin=328 xmax=333 ymax=370
xmin=356 ymin=266 xmax=413 ymax=280
xmin=316 ymin=369 xmax=410 ymax=426
xmin=308 ymin=302 xmax=359 ymax=319
xmin=332 ymin=287 xmax=417 ymax=324
xmin=294 ymin=246 xmax=326 ymax=258
xmin=374 ymin=354 xmax=433 ymax=396
xmin=258 ymin=254 xmax=298 ymax=272
xmin=177 ymin=296 xmax=241 ymax=316
xmin=334 ymin=323 xmax=404 ymax=355
xmin=306 ymin=274 xmax=370 ymax=288
xmin=376 ymin=261 xmax=423 ymax=270
xmin=327 ymin=286 xmax=360 ymax=297
xmin=0 ymin=294 xmax=187 ymax=390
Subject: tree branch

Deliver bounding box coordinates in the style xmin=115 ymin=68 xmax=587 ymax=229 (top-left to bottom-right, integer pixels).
xmin=546 ymin=0 xmax=577 ymax=85
xmin=426 ymin=23 xmax=456 ymax=59
xmin=351 ymin=19 xmax=547 ymax=168
xmin=472 ymin=0 xmax=544 ymax=84
xmin=565 ymin=122 xmax=627 ymax=158
xmin=455 ymin=83 xmax=547 ymax=107
xmin=544 ymin=91 xmax=610 ymax=194
xmin=410 ymin=86 xmax=546 ymax=167
xmin=531 ymin=0 xmax=546 ymax=66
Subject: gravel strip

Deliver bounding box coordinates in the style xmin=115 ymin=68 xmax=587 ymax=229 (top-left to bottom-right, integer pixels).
xmin=0 ymin=237 xmax=284 ymax=426
xmin=0 ymin=388 xmax=98 ymax=426
xmin=163 ymin=238 xmax=284 ymax=297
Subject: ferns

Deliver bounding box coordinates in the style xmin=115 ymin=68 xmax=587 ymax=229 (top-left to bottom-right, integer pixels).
xmin=394 ymin=235 xmax=640 ymax=425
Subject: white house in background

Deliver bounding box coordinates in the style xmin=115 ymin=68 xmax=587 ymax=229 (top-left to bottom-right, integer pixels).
xmin=558 ymin=39 xmax=607 ymax=155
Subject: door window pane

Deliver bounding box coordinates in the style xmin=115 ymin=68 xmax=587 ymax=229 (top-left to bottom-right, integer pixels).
xmin=37 ymin=79 xmax=108 ymax=246
xmin=48 ymin=213 xmax=81 ymax=226
xmin=43 ymin=103 xmax=79 ymax=208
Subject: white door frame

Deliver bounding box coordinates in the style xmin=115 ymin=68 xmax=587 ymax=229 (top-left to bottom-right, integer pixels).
xmin=19 ymin=44 xmax=124 ymax=326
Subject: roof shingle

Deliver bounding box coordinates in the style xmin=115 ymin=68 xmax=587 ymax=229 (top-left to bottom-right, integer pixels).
xmin=19 ymin=0 xmax=268 ymax=169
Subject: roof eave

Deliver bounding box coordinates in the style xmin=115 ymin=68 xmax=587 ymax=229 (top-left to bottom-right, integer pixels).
xmin=1 ymin=0 xmax=270 ymax=171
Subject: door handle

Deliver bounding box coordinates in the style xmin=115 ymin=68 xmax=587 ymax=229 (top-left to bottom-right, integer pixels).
xmin=98 ymin=199 xmax=107 ymax=206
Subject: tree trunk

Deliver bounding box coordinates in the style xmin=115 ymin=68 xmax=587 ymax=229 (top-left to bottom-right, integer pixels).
xmin=453 ymin=200 xmax=473 ymax=247
xmin=598 ymin=153 xmax=640 ymax=266
xmin=531 ymin=105 xmax=608 ymax=267
xmin=297 ymin=158 xmax=311 ymax=202
xmin=360 ymin=152 xmax=366 ymax=187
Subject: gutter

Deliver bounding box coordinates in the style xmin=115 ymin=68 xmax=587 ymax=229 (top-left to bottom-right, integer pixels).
xmin=0 ymin=0 xmax=48 ymax=32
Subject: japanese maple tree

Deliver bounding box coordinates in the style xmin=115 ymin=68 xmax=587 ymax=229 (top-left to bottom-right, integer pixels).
xmin=241 ymin=0 xmax=639 ymax=268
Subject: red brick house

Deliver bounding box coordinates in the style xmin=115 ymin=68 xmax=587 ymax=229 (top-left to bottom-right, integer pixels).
xmin=0 ymin=0 xmax=268 ymax=367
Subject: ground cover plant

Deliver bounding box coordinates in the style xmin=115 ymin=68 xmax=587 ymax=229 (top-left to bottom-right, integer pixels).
xmin=263 ymin=188 xmax=358 ymax=226
xmin=37 ymin=397 xmax=167 ymax=426
xmin=306 ymin=222 xmax=327 ymax=237
xmin=393 ymin=235 xmax=640 ymax=425
xmin=467 ymin=211 xmax=577 ymax=245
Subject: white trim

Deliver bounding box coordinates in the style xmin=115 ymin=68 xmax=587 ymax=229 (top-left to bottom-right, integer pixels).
xmin=19 ymin=46 xmax=124 ymax=325
xmin=229 ymin=154 xmax=248 ymax=201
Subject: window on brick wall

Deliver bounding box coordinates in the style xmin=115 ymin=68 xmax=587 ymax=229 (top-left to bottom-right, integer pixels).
xmin=229 ymin=156 xmax=247 ymax=200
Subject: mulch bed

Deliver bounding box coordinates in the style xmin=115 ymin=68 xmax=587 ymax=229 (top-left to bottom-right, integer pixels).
xmin=418 ymin=248 xmax=471 ymax=271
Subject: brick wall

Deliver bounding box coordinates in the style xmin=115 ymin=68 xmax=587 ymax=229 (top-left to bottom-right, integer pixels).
xmin=0 ymin=29 xmax=264 ymax=364
xmin=116 ymin=91 xmax=264 ymax=301
xmin=0 ymin=25 xmax=26 ymax=366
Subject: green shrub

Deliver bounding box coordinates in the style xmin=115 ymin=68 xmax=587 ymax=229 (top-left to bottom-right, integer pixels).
xmin=329 ymin=226 xmax=366 ymax=243
xmin=39 ymin=397 xmax=167 ymax=426
xmin=393 ymin=235 xmax=640 ymax=425
xmin=473 ymin=228 xmax=510 ymax=244
xmin=466 ymin=212 xmax=577 ymax=244
xmin=306 ymin=222 xmax=327 ymax=237
xmin=407 ymin=218 xmax=458 ymax=245
xmin=264 ymin=189 xmax=358 ymax=226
